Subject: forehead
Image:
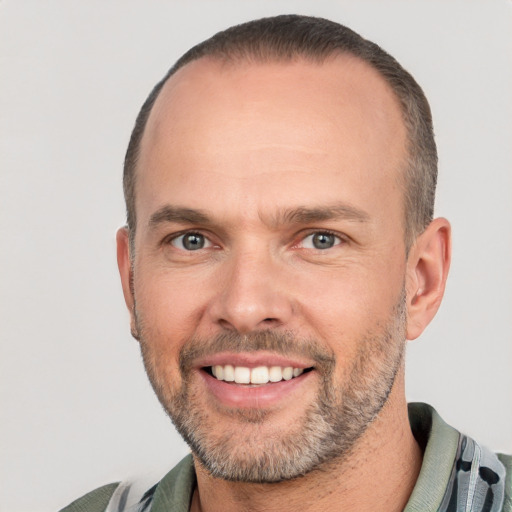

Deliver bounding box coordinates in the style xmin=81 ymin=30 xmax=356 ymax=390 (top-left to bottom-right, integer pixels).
xmin=144 ymin=54 xmax=405 ymax=156
xmin=136 ymin=55 xmax=407 ymax=227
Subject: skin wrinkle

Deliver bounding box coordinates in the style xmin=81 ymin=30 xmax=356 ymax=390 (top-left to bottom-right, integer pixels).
xmin=144 ymin=203 xmax=377 ymax=272
xmin=135 ymin=288 xmax=407 ymax=483
xmin=131 ymin=162 xmax=388 ymax=258
xmin=148 ymin=203 xmax=371 ymax=233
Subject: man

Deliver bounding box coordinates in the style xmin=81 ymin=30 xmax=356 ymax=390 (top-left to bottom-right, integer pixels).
xmin=62 ymin=15 xmax=511 ymax=512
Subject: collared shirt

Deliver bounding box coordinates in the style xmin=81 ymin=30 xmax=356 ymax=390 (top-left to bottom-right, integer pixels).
xmin=61 ymin=403 xmax=512 ymax=512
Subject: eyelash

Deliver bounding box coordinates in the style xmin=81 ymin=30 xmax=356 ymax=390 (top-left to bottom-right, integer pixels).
xmin=297 ymin=230 xmax=344 ymax=250
xmin=166 ymin=231 xmax=214 ymax=251
xmin=164 ymin=229 xmax=345 ymax=252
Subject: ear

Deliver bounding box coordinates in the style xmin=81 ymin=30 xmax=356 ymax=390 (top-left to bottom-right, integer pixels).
xmin=405 ymin=218 xmax=451 ymax=340
xmin=116 ymin=226 xmax=139 ymax=340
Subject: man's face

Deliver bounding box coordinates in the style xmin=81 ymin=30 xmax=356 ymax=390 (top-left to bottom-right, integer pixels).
xmin=125 ymin=55 xmax=410 ymax=481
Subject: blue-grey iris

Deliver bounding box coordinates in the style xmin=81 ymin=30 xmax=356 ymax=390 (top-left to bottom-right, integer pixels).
xmin=183 ymin=233 xmax=205 ymax=250
xmin=312 ymin=233 xmax=336 ymax=249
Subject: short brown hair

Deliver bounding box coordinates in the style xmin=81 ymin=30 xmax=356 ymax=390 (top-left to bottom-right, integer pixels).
xmin=124 ymin=15 xmax=437 ymax=248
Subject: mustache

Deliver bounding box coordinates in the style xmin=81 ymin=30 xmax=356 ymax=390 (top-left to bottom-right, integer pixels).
xmin=179 ymin=330 xmax=336 ymax=374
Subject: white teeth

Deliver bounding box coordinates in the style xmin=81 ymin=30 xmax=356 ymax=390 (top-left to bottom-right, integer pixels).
xmin=251 ymin=366 xmax=269 ymax=384
xmin=234 ymin=366 xmax=251 ymax=384
xmin=269 ymin=366 xmax=283 ymax=382
xmin=210 ymin=364 xmax=307 ymax=384
xmin=282 ymin=367 xmax=293 ymax=381
xmin=223 ymin=364 xmax=235 ymax=382
xmin=213 ymin=365 xmax=224 ymax=380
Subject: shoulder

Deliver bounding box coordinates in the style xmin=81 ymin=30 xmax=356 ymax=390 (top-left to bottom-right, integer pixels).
xmin=59 ymin=483 xmax=120 ymax=512
xmin=59 ymin=455 xmax=196 ymax=512
xmin=406 ymin=403 xmax=512 ymax=512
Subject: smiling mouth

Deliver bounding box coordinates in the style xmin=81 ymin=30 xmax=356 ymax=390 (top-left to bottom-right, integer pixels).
xmin=204 ymin=365 xmax=314 ymax=385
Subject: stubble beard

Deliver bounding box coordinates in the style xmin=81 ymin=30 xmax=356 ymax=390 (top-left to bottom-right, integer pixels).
xmin=136 ymin=291 xmax=407 ymax=483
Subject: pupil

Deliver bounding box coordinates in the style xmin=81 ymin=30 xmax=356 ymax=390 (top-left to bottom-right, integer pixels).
xmin=184 ymin=234 xmax=204 ymax=250
xmin=313 ymin=233 xmax=334 ymax=249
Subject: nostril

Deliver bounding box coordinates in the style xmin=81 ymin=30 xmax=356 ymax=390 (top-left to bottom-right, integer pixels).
xmin=218 ymin=319 xmax=235 ymax=330
xmin=260 ymin=318 xmax=282 ymax=328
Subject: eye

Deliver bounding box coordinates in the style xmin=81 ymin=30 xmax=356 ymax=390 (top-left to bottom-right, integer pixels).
xmin=301 ymin=232 xmax=341 ymax=250
xmin=170 ymin=232 xmax=212 ymax=251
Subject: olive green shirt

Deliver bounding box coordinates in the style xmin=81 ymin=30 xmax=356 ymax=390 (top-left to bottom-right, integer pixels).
xmin=61 ymin=403 xmax=512 ymax=512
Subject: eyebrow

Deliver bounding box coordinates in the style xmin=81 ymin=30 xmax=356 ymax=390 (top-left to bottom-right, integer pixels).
xmin=148 ymin=202 xmax=370 ymax=231
xmin=148 ymin=206 xmax=211 ymax=228
xmin=273 ymin=204 xmax=370 ymax=226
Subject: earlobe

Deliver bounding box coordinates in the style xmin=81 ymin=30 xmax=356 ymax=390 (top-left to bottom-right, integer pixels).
xmin=406 ymin=218 xmax=451 ymax=340
xmin=116 ymin=227 xmax=138 ymax=339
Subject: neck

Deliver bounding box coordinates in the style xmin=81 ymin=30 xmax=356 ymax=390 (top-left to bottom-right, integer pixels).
xmin=190 ymin=374 xmax=422 ymax=512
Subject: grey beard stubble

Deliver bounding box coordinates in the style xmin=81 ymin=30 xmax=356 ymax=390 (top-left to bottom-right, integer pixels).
xmin=138 ymin=296 xmax=406 ymax=483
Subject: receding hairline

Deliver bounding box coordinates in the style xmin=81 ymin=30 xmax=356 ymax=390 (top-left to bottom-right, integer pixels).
xmin=132 ymin=52 xmax=410 ymax=254
xmin=139 ymin=50 xmax=406 ymax=160
xmin=124 ymin=16 xmax=437 ymax=252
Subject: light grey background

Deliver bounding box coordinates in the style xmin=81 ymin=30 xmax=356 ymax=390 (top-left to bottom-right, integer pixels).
xmin=1 ymin=1 xmax=511 ymax=511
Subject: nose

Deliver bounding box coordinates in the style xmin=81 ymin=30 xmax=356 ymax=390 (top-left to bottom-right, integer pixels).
xmin=208 ymin=247 xmax=293 ymax=333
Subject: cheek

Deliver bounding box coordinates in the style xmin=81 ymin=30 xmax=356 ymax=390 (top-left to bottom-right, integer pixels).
xmin=291 ymin=262 xmax=405 ymax=349
xmin=133 ymin=269 xmax=210 ymax=380
xmin=136 ymin=265 xmax=208 ymax=324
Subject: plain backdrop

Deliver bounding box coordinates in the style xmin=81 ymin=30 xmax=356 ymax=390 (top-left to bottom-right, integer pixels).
xmin=1 ymin=1 xmax=511 ymax=511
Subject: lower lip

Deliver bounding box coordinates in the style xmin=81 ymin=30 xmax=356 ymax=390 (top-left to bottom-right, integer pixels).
xmin=199 ymin=370 xmax=314 ymax=409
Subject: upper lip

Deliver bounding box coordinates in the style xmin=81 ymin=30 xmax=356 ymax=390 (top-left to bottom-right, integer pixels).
xmin=194 ymin=351 xmax=315 ymax=370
